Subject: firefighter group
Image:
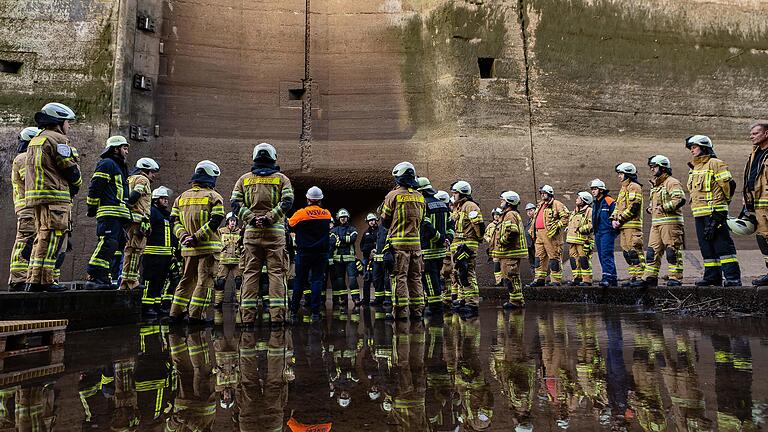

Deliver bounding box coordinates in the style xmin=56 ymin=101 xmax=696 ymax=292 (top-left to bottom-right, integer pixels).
xmin=8 ymin=102 xmax=768 ymax=324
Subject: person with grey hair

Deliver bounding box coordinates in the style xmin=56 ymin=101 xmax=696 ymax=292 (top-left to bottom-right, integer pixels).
xmin=744 ymin=121 xmax=768 ymax=286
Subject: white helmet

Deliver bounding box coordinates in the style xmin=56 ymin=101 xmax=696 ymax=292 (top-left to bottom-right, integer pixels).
xmin=590 ymin=178 xmax=606 ymax=190
xmin=226 ymin=212 xmax=237 ymax=220
xmin=648 ymin=155 xmax=671 ymax=169
xmin=525 ymin=202 xmax=536 ymax=211
xmin=577 ymin=191 xmax=594 ymax=205
xmin=452 ymin=180 xmax=472 ymax=195
xmin=539 ymin=185 xmax=554 ymax=195
xmin=135 ymin=157 xmax=160 ymax=171
xmin=151 ymin=186 xmax=171 ymax=199
xmin=500 ymin=191 xmax=520 ymax=206
xmin=306 ymin=186 xmax=324 ymax=200
xmin=416 ymin=176 xmax=432 ymax=191
xmin=392 ymin=161 xmax=415 ymax=177
xmin=195 ymin=160 xmax=221 ymax=177
xmin=253 ymin=142 xmax=277 ymax=161
xmin=685 ymin=134 xmax=713 ymax=149
xmin=435 ymin=190 xmax=450 ymax=203
xmin=615 ymin=162 xmax=637 ymax=175
xmin=727 ymin=217 xmax=757 ymax=236
xmin=337 ymin=208 xmax=350 ymax=218
xmin=366 ymin=213 xmax=378 ymax=222
xmin=40 ymin=102 xmax=76 ymax=120
xmin=19 ymin=127 xmax=41 ymax=141
xmin=105 ymin=135 xmax=129 ymax=150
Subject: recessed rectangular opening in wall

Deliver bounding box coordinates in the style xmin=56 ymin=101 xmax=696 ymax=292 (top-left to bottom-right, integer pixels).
xmin=478 ymin=57 xmax=495 ymax=79
xmin=288 ymin=88 xmax=306 ymax=101
xmin=0 ymin=59 xmax=22 ymax=74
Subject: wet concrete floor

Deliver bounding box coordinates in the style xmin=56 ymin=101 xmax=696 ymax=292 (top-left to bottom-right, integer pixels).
xmin=2 ymin=302 xmax=768 ymax=431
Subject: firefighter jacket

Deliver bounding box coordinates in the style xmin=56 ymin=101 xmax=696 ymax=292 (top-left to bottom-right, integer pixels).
xmin=127 ymin=173 xmax=152 ymax=222
xmin=611 ymin=179 xmax=643 ymax=229
xmin=647 ymin=174 xmax=685 ymax=226
xmin=451 ymin=198 xmax=484 ymax=251
xmin=743 ymin=145 xmax=768 ymax=210
xmin=288 ymin=205 xmax=332 ymax=254
xmin=231 ymin=171 xmax=294 ymax=239
xmin=566 ymin=206 xmax=593 ymax=245
xmin=12 ymin=152 xmax=32 ymax=217
xmin=145 ymin=205 xmax=177 ymax=256
xmin=687 ymin=155 xmax=734 ymax=217
xmin=592 ymin=195 xmax=616 ymax=235
xmin=331 ymin=224 xmax=358 ymax=262
xmin=360 ymin=225 xmax=378 ymax=259
xmin=373 ymin=223 xmax=388 ymax=262
xmin=421 ymin=194 xmax=454 ymax=260
xmin=529 ymin=199 xmax=569 ymax=239
xmin=483 ymin=221 xmax=498 ymax=253
xmin=24 ymin=130 xmax=81 ymax=206
xmin=381 ymin=186 xmax=426 ymax=251
xmin=218 ymin=225 xmax=242 ymax=265
xmin=87 ymin=154 xmax=131 ymax=220
xmin=491 ymin=209 xmax=528 ymax=259
xmin=171 ymin=184 xmax=225 ymax=257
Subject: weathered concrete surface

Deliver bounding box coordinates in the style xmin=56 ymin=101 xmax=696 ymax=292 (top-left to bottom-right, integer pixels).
xmin=2 ymin=0 xmax=768 ymax=287
xmin=0 ymin=290 xmax=142 ymax=330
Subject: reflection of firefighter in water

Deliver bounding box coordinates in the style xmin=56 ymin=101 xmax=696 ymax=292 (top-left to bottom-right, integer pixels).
xmin=425 ymin=315 xmax=460 ymax=431
xmin=629 ymin=326 xmax=667 ymax=432
xmin=659 ymin=330 xmax=712 ymax=431
xmin=0 ymin=386 xmax=17 ymax=429
xmin=238 ymin=329 xmax=292 ymax=431
xmin=213 ymin=328 xmax=240 ymax=413
xmin=712 ymin=335 xmax=756 ymax=431
xmin=135 ymin=325 xmax=172 ymax=426
xmin=324 ymin=319 xmax=360 ymax=409
xmin=167 ymin=330 xmax=216 ymax=431
xmin=13 ymin=384 xmax=56 ymax=432
xmin=389 ymin=321 xmax=428 ymax=431
xmin=490 ymin=311 xmax=534 ymax=430
xmin=573 ymin=317 xmax=609 ymax=425
xmin=78 ymin=366 xmax=115 ymax=429
xmin=111 ymin=359 xmax=139 ymax=431
xmin=454 ymin=317 xmax=493 ymax=431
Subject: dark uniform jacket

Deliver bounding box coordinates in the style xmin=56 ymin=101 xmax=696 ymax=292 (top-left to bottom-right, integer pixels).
xmin=288 ymin=205 xmax=332 ymax=254
xmin=360 ymin=226 xmax=378 ymax=259
xmin=87 ymin=155 xmax=130 ymax=220
xmin=420 ymin=194 xmax=454 ymax=260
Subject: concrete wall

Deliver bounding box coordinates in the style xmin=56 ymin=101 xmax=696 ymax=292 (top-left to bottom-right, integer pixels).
xmin=1 ymin=0 xmax=767 ymax=284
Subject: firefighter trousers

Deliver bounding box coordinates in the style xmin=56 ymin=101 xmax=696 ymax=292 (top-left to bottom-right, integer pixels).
xmin=643 ymin=224 xmax=683 ymax=281
xmin=392 ymin=249 xmax=424 ymax=318
xmin=533 ymin=229 xmax=562 ymax=282
xmin=332 ymin=261 xmax=359 ymax=305
xmin=242 ymin=235 xmax=287 ymax=324
xmin=421 ymin=258 xmax=443 ymax=307
xmin=440 ymin=254 xmax=455 ymax=305
xmin=454 ymin=253 xmax=479 ymax=307
xmin=372 ymin=259 xmax=391 ymax=303
xmin=9 ymin=214 xmax=35 ymax=285
xmin=141 ymin=254 xmax=171 ymax=307
xmin=120 ymin=222 xmax=146 ymax=290
xmin=694 ymin=215 xmax=741 ymax=284
xmin=291 ymin=252 xmax=327 ymax=313
xmin=28 ymin=204 xmax=69 ymax=286
xmin=170 ymin=254 xmax=216 ymax=319
xmin=754 ymin=208 xmax=768 ymax=270
xmin=618 ymin=227 xmax=645 ymax=279
xmin=215 ymin=263 xmax=242 ymax=306
xmin=87 ymin=216 xmax=126 ymax=282
xmin=500 ymin=258 xmax=523 ymax=304
xmin=568 ymin=243 xmax=592 ymax=283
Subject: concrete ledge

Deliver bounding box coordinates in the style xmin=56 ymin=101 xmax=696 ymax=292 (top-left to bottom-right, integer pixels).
xmin=0 ymin=290 xmax=142 ymax=330
xmin=480 ymin=285 xmax=768 ymax=314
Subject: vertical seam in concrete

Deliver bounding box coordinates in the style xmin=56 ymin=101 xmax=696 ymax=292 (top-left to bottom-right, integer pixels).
xmin=109 ymin=0 xmax=126 ymax=136
xmin=517 ymin=0 xmax=537 ymax=195
xmin=299 ymin=0 xmax=313 ymax=173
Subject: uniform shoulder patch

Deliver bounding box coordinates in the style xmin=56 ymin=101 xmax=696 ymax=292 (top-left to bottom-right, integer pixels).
xmin=468 ymin=210 xmax=479 ymax=219
xmin=56 ymin=143 xmax=72 ymax=157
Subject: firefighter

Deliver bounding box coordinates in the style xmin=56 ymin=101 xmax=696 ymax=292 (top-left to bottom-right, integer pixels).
xmin=8 ymin=127 xmax=41 ymax=292
xmin=120 ymin=157 xmax=160 ymax=290
xmin=381 ymin=162 xmax=426 ymax=320
xmin=213 ymin=328 xmax=240 ymax=414
xmin=642 ymin=155 xmax=686 ymax=287
xmin=24 ymin=103 xmax=81 ymax=293
xmin=493 ymin=191 xmax=529 ymax=308
xmin=166 ymin=330 xmax=216 ymax=431
xmin=360 ymin=212 xmax=379 ymax=305
xmin=231 ymin=143 xmax=294 ymax=327
xmin=215 ymin=213 xmax=243 ymax=308
xmin=169 ymin=160 xmax=226 ymax=324
xmin=330 ymin=209 xmax=360 ymax=308
xmin=140 ymin=186 xmax=177 ymax=317
xmin=84 ymin=136 xmax=131 ymax=290
xmin=484 ymin=208 xmax=503 ymax=286
xmin=434 ymin=190 xmax=456 ymax=308
xmin=135 ymin=325 xmax=172 ymax=425
xmin=371 ymin=204 xmax=392 ymax=309
xmin=529 ymin=185 xmax=569 ymax=287
xmin=417 ymin=177 xmax=454 ymax=315
xmin=611 ymin=162 xmax=646 ymax=287
xmin=744 ymin=122 xmax=768 ymax=286
xmin=449 ymin=180 xmax=484 ymax=316
xmin=590 ymin=179 xmax=618 ymax=287
xmin=686 ymin=135 xmax=742 ymax=286
xmin=566 ymin=192 xmax=594 ymax=286
xmin=288 ymin=186 xmax=332 ymax=321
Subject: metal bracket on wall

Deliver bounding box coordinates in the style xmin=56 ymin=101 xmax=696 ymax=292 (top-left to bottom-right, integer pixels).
xmin=137 ymin=15 xmax=156 ymax=32
xmin=133 ymin=74 xmax=152 ymax=91
xmin=129 ymin=125 xmax=150 ymax=142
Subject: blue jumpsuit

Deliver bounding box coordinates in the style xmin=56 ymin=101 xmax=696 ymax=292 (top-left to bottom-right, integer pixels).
xmin=592 ymin=195 xmax=617 ymax=284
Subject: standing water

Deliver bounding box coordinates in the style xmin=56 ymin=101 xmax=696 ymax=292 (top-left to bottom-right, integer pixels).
xmin=1 ymin=302 xmax=766 ymax=431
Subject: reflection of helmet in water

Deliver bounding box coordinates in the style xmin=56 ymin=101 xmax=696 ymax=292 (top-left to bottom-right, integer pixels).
xmin=516 ymin=424 xmax=534 ymax=432
xmin=219 ymin=388 xmax=235 ymax=409
xmin=467 ymin=409 xmax=493 ymax=430
xmin=285 ymin=366 xmax=295 ymax=382
xmin=382 ymin=399 xmax=393 ymax=412
xmin=556 ymin=419 xmax=570 ymax=429
xmin=338 ymin=391 xmax=351 ymax=408
xmin=598 ymin=408 xmax=611 ymax=425
xmin=368 ymin=390 xmax=380 ymax=400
